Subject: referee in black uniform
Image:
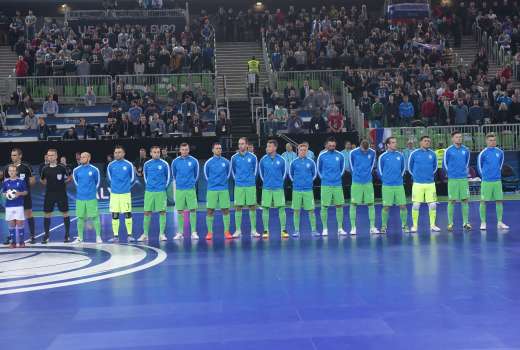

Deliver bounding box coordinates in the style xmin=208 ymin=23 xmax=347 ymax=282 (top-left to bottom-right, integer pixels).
xmin=40 ymin=149 xmax=72 ymax=243
xmin=2 ymin=148 xmax=36 ymax=244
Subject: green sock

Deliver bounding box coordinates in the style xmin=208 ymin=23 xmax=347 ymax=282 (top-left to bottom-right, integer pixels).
xmin=480 ymin=202 xmax=486 ymax=223
xmin=207 ymin=215 xmax=214 ymax=233
xmin=262 ymin=208 xmax=269 ymax=232
xmin=189 ymin=211 xmax=197 ymax=232
xmin=223 ymin=213 xmax=230 ymax=232
xmin=178 ymin=211 xmax=184 ymax=234
xmin=382 ymin=208 xmax=389 ymax=228
xmin=235 ymin=209 xmax=242 ymax=232
xmin=497 ymin=202 xmax=503 ymax=222
xmin=249 ymin=209 xmax=257 ymax=232
xmin=112 ymin=218 xmax=120 ymax=236
xmin=429 ymin=208 xmax=436 ymax=227
xmin=412 ymin=206 xmax=419 ymax=227
xmin=279 ymin=207 xmax=286 ymax=231
xmin=159 ymin=214 xmax=166 ymax=235
xmin=320 ymin=207 xmax=328 ymax=230
xmin=77 ymin=218 xmax=85 ymax=240
xmin=368 ymin=205 xmax=375 ymax=227
xmin=294 ymin=210 xmax=300 ymax=232
xmin=462 ymin=202 xmax=469 ymax=225
xmin=400 ymin=207 xmax=408 ymax=227
xmin=309 ymin=210 xmax=317 ymax=231
xmin=125 ymin=217 xmax=132 ymax=236
xmin=93 ymin=216 xmax=101 ymax=237
xmin=336 ymin=206 xmax=344 ymax=230
xmin=447 ymin=202 xmax=454 ymax=225
xmin=349 ymin=205 xmax=356 ymax=228
xmin=143 ymin=215 xmax=151 ymax=236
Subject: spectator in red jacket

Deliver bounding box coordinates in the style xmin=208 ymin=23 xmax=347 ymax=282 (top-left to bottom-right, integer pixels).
xmin=420 ymin=95 xmax=437 ymax=125
xmin=327 ymin=104 xmax=344 ymax=133
xmin=15 ymin=56 xmax=28 ymax=77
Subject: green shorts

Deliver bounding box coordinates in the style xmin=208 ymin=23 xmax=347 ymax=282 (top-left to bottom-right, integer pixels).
xmin=412 ymin=183 xmax=437 ymax=203
xmin=144 ymin=191 xmax=167 ymax=212
xmin=261 ymin=189 xmax=285 ymax=208
xmin=76 ymin=199 xmax=99 ymax=218
xmin=207 ymin=190 xmax=231 ymax=209
xmin=109 ymin=193 xmax=132 ymax=213
xmin=292 ymin=190 xmax=315 ymax=211
xmin=480 ymin=180 xmax=503 ymax=201
xmin=448 ymin=178 xmax=470 ymax=201
xmin=321 ymin=185 xmax=345 ymax=206
xmin=234 ymin=186 xmax=257 ymax=206
xmin=382 ymin=185 xmax=406 ymax=206
xmin=350 ymin=183 xmax=374 ymax=204
xmin=175 ymin=188 xmax=198 ymax=211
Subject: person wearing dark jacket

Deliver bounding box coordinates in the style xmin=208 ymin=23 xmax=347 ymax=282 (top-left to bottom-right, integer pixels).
xmin=385 ymin=95 xmax=399 ymax=127
xmin=118 ymin=114 xmax=135 ymax=138
xmin=37 ymin=117 xmax=50 ymax=140
xmin=135 ymin=115 xmax=151 ymax=138
xmin=309 ymin=111 xmax=327 ymax=134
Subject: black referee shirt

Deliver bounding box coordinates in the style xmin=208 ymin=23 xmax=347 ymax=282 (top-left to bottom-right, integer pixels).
xmin=40 ymin=164 xmax=68 ymax=193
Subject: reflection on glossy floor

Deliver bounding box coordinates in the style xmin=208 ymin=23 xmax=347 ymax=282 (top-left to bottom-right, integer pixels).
xmin=1 ymin=202 xmax=519 ymax=349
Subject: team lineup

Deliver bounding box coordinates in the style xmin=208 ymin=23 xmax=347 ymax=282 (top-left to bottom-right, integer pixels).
xmin=2 ymin=133 xmax=509 ymax=247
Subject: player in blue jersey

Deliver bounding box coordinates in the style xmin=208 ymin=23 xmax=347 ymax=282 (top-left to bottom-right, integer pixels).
xmin=289 ymin=143 xmax=318 ymax=237
xmin=477 ymin=133 xmax=509 ymax=230
xmin=377 ymin=137 xmax=408 ymax=233
xmin=2 ymin=165 xmax=28 ymax=248
xmin=171 ymin=143 xmax=200 ymax=240
xmin=142 ymin=146 xmax=170 ymax=242
xmin=259 ymin=139 xmax=289 ymax=239
xmin=107 ymin=146 xmax=135 ymax=241
xmin=443 ymin=131 xmax=472 ymax=231
xmin=408 ymin=136 xmax=440 ymax=232
xmin=204 ymin=142 xmax=232 ymax=240
xmin=231 ymin=137 xmax=259 ymax=238
xmin=72 ymin=152 xmax=102 ymax=244
xmin=349 ymin=139 xmax=378 ymax=235
xmin=317 ymin=137 xmax=346 ymax=236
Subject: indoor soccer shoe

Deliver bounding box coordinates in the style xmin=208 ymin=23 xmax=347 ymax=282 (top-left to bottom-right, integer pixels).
xmin=3 ymin=236 xmax=11 ymax=245
xmin=159 ymin=234 xmax=167 ymax=241
xmin=370 ymin=227 xmax=380 ymax=234
xmin=410 ymin=226 xmax=417 ymax=233
xmin=191 ymin=232 xmax=199 ymax=240
xmin=96 ymin=236 xmax=103 ymax=244
xmin=18 ymin=242 xmax=26 ymax=248
xmin=232 ymin=230 xmax=241 ymax=238
xmin=9 ymin=243 xmax=16 ymax=249
xmin=29 ymin=236 xmax=36 ymax=244
xmin=322 ymin=229 xmax=328 ymax=236
xmin=480 ymin=223 xmax=486 ymax=230
xmin=463 ymin=223 xmax=472 ymax=231
xmin=380 ymin=226 xmax=387 ymax=234
xmin=71 ymin=237 xmax=81 ymax=244
xmin=262 ymin=230 xmax=269 ymax=239
xmin=174 ymin=233 xmax=183 ymax=240
xmin=206 ymin=232 xmax=213 ymax=240
xmin=292 ymin=231 xmax=300 ymax=238
xmin=251 ymin=231 xmax=261 ymax=238
xmin=64 ymin=235 xmax=70 ymax=243
xmin=498 ymin=222 xmax=510 ymax=230
xmin=281 ymin=230 xmax=290 ymax=239
xmin=41 ymin=235 xmax=49 ymax=244
xmin=447 ymin=224 xmax=454 ymax=231
xmin=349 ymin=228 xmax=357 ymax=235
xmin=430 ymin=225 xmax=441 ymax=232
xmin=137 ymin=235 xmax=147 ymax=242
xmin=338 ymin=228 xmax=347 ymax=236
xmin=224 ymin=231 xmax=233 ymax=240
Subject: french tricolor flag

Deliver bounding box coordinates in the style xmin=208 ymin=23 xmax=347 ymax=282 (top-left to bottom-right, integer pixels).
xmin=369 ymin=128 xmax=392 ymax=150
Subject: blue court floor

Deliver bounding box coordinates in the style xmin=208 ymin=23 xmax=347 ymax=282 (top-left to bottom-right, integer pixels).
xmin=1 ymin=201 xmax=520 ymax=349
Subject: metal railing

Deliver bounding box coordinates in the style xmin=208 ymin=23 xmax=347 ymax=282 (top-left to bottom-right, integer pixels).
xmin=66 ymin=9 xmax=186 ymax=20
xmin=261 ymin=32 xmax=275 ymax=90
xmin=274 ymin=70 xmax=345 ymax=99
xmin=341 ymin=85 xmax=365 ymax=136
xmin=474 ymin=22 xmax=515 ymax=72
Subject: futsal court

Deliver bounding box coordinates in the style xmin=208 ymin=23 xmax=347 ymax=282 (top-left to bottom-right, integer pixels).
xmin=1 ymin=200 xmax=519 ymax=349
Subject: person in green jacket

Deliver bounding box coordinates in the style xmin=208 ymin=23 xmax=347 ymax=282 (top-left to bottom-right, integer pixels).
xmin=370 ymin=96 xmax=385 ymax=128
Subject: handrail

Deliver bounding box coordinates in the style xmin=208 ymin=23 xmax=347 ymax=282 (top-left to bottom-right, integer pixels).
xmin=250 ymin=96 xmax=264 ymax=126
xmin=261 ymin=31 xmax=275 ymax=90
xmin=279 ymin=133 xmax=299 ymax=148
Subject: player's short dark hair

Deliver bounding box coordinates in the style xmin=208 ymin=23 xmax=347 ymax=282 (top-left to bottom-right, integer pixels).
xmin=385 ymin=136 xmax=396 ymax=145
xmin=179 ymin=143 xmax=189 ymax=148
xmin=150 ymin=145 xmax=160 ymax=151
xmin=47 ymin=148 xmax=58 ymax=154
xmin=267 ymin=139 xmax=278 ymax=147
xmin=420 ymin=135 xmax=431 ymax=141
xmin=326 ymin=136 xmax=336 ymax=144
xmin=451 ymin=130 xmax=462 ymax=137
xmin=114 ymin=145 xmax=125 ymax=152
xmin=486 ymin=132 xmax=496 ymax=139
xmin=212 ymin=142 xmax=222 ymax=148
xmin=11 ymin=148 xmax=22 ymax=155
xmin=239 ymin=137 xmax=248 ymax=143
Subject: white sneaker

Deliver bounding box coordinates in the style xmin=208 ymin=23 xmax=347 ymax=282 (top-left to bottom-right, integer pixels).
xmin=497 ymin=222 xmax=510 ymax=230
xmin=191 ymin=232 xmax=199 ymax=240
xmin=338 ymin=228 xmax=347 ymax=236
xmin=350 ymin=227 xmax=357 ymax=235
xmin=480 ymin=222 xmax=487 ymax=230
xmin=430 ymin=225 xmax=441 ymax=232
xmin=96 ymin=236 xmax=103 ymax=244
xmin=71 ymin=237 xmax=81 ymax=244
xmin=292 ymin=231 xmax=300 ymax=238
xmin=322 ymin=229 xmax=328 ymax=236
xmin=232 ymin=230 xmax=241 ymax=238
xmin=370 ymin=227 xmax=380 ymax=234
xmin=137 ymin=234 xmax=147 ymax=242
xmin=173 ymin=233 xmax=183 ymax=240
xmin=310 ymin=231 xmax=319 ymax=237
xmin=410 ymin=226 xmax=417 ymax=233
xmin=159 ymin=234 xmax=167 ymax=241
xmin=251 ymin=230 xmax=261 ymax=238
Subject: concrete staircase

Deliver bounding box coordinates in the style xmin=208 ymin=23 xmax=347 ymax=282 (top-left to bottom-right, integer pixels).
xmin=0 ymin=46 xmax=17 ymax=101
xmin=215 ymin=42 xmax=269 ymax=101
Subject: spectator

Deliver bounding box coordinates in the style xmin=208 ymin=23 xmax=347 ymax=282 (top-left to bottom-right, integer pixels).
xmin=128 ymin=101 xmax=143 ymax=125
xmin=327 ymin=104 xmax=344 ymax=133
xmin=309 ymin=111 xmax=327 ymax=134
xmin=149 ymin=113 xmax=166 ymax=137
xmin=370 ymin=97 xmax=384 ymax=128
xmin=274 ymin=104 xmax=288 ymax=123
xmin=302 ymin=89 xmax=318 ymax=115
xmin=265 ymin=111 xmax=280 ymax=136
xmin=42 ymin=95 xmax=59 ymax=117
xmin=23 ymin=109 xmax=37 ymax=129
xmin=15 ymin=55 xmax=28 ymax=78
xmin=468 ymin=100 xmax=483 ymax=125
xmin=281 ymin=143 xmax=297 ymax=165
xmin=135 ymin=115 xmax=151 ymax=138
xmin=386 ymin=94 xmax=399 ymax=127
xmin=189 ymin=113 xmax=205 ymax=136
xmin=167 ymin=114 xmax=181 ymax=133
xmin=420 ymin=95 xmax=437 ymax=126
xmin=134 ymin=148 xmax=149 ymax=177
xmin=453 ymin=99 xmax=469 ymax=125
xmin=496 ymin=102 xmax=511 ymax=123
xmin=180 ymin=95 xmax=197 ymax=130
xmin=62 ymin=127 xmax=79 ymax=140
xmin=118 ymin=114 xmax=134 ymax=138
xmin=103 ymin=116 xmax=119 ymax=137
xmin=160 ymin=105 xmax=176 ymax=124
xmin=84 ymin=86 xmax=97 ymax=107
xmin=215 ymin=110 xmax=232 ymax=149
xmin=161 ymin=147 xmax=173 ymax=164
xmin=37 ymin=117 xmax=49 ymax=140
xmin=286 ymin=109 xmax=304 ymax=134
xmin=510 ymin=94 xmax=520 ymax=122
xmin=399 ymin=95 xmax=415 ymax=126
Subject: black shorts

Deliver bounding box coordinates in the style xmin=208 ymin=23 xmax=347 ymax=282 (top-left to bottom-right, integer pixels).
xmin=43 ymin=191 xmax=69 ymax=213
xmin=23 ymin=193 xmax=32 ymax=210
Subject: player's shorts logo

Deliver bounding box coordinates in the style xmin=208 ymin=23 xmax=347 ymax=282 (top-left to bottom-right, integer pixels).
xmin=0 ymin=244 xmax=166 ymax=295
xmin=20 ymin=174 xmax=25 ymax=180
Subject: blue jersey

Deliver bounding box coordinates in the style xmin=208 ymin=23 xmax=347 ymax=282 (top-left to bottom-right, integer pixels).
xmin=143 ymin=158 xmax=170 ymax=192
xmin=259 ymin=154 xmax=286 ymax=190
xmin=281 ymin=151 xmax=297 ymax=168
xmin=341 ymin=149 xmax=351 ymax=172
xmin=443 ymin=144 xmax=470 ymax=179
xmin=204 ymin=156 xmax=231 ymax=191
xmin=307 ymin=149 xmax=315 ymax=160
xmin=2 ymin=178 xmax=26 ymax=207
xmin=349 ymin=147 xmax=376 ymax=184
xmin=317 ymin=150 xmax=345 ymax=186
xmin=72 ymin=164 xmax=100 ymax=200
xmin=289 ymin=157 xmax=317 ymax=191
xmin=477 ymin=147 xmax=504 ymax=182
xmin=402 ymin=148 xmax=413 ymax=170
xmin=377 ymin=150 xmax=405 ymax=186
xmin=230 ymin=151 xmax=257 ymax=187
xmin=171 ymin=156 xmax=199 ymax=190
xmin=107 ymin=159 xmax=135 ymax=194
xmin=408 ymin=148 xmax=437 ymax=184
